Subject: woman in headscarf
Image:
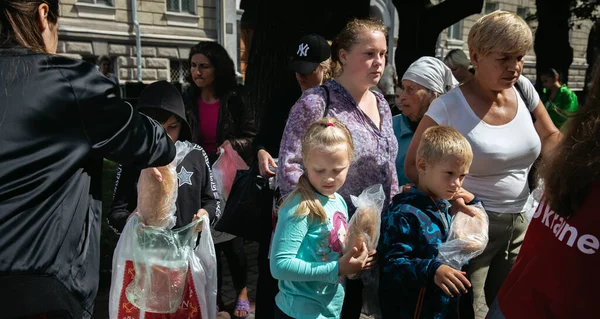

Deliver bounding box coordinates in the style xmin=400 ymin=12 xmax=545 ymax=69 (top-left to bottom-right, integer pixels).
xmin=393 ymin=56 xmax=458 ymax=186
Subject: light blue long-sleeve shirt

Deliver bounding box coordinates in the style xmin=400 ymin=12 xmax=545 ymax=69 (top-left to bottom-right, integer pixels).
xmin=393 ymin=114 xmax=414 ymax=186
xmin=270 ymin=192 xmax=349 ymax=319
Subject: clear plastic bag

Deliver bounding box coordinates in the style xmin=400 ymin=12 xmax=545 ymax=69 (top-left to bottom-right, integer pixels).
xmin=212 ymin=144 xmax=249 ymax=202
xmin=525 ymin=179 xmax=544 ymax=221
xmin=109 ymin=215 xmax=217 ymax=318
xmin=109 ymin=141 xmax=218 ymax=318
xmin=436 ymin=202 xmax=489 ymax=270
xmin=136 ymin=163 xmax=178 ymax=229
xmin=126 ymin=217 xmax=199 ymax=313
xmin=136 ymin=140 xmax=197 ymax=229
xmin=346 ymin=184 xmax=385 ymax=256
xmin=346 ymin=184 xmax=385 ymax=318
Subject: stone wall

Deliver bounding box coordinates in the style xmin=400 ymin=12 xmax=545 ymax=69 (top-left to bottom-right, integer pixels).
xmin=57 ymin=0 xmax=221 ymax=84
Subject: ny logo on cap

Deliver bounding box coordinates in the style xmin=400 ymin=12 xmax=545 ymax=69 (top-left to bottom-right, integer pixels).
xmin=297 ymin=43 xmax=310 ymax=57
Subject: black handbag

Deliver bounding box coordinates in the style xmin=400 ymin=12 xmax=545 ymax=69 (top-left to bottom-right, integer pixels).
xmin=214 ymin=167 xmax=273 ymax=242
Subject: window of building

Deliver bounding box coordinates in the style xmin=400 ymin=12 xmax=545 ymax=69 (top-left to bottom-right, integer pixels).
xmin=170 ymin=60 xmax=189 ymax=83
xmin=484 ymin=2 xmax=499 ymax=14
xmin=167 ymin=0 xmax=196 ymax=14
xmin=448 ymin=21 xmax=463 ymax=40
xmin=78 ymin=0 xmax=113 ymax=5
xmin=517 ymin=6 xmax=530 ymax=20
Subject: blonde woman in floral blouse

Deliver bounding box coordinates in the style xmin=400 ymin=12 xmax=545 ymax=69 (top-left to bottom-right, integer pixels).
xmin=277 ymin=18 xmax=399 ymax=319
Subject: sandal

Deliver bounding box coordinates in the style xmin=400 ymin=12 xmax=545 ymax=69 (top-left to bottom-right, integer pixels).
xmin=233 ymin=298 xmax=251 ymax=319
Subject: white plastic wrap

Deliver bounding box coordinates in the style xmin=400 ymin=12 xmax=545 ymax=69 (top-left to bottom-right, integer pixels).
xmin=525 ymin=179 xmax=544 ymax=221
xmin=136 ymin=162 xmax=178 ymax=229
xmin=109 ymin=141 xmax=218 ymax=318
xmin=109 ymin=215 xmax=217 ymax=318
xmin=346 ymin=184 xmax=385 ymax=255
xmin=136 ymin=141 xmax=198 ymax=229
xmin=436 ymin=202 xmax=489 ymax=270
xmin=346 ymin=184 xmax=385 ymax=318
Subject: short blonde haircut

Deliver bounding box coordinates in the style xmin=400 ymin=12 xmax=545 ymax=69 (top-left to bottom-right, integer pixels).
xmin=468 ymin=11 xmax=532 ymax=56
xmin=417 ymin=126 xmax=473 ymax=167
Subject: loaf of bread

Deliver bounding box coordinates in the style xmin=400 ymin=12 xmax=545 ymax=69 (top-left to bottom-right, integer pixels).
xmin=451 ymin=208 xmax=487 ymax=253
xmin=346 ymin=207 xmax=378 ymax=253
xmin=137 ymin=166 xmax=177 ymax=227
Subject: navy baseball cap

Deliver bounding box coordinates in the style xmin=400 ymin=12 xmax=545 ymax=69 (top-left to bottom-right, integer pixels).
xmin=288 ymin=34 xmax=331 ymax=75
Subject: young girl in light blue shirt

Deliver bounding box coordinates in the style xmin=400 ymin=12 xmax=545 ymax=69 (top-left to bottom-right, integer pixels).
xmin=270 ymin=118 xmax=370 ymax=319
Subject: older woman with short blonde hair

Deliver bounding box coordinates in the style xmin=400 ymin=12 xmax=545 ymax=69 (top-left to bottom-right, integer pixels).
xmin=404 ymin=11 xmax=561 ymax=313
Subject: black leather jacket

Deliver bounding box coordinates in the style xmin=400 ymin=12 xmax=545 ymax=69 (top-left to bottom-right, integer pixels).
xmin=182 ymin=84 xmax=256 ymax=164
xmin=0 ymin=47 xmax=175 ymax=318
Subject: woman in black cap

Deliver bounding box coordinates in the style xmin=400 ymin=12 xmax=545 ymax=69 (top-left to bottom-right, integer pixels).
xmin=253 ymin=33 xmax=332 ymax=319
xmin=182 ymin=41 xmax=254 ymax=319
xmin=108 ymin=80 xmax=221 ymax=234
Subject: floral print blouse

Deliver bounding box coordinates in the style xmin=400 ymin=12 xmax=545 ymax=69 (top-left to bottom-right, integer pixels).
xmin=277 ymin=80 xmax=399 ymax=216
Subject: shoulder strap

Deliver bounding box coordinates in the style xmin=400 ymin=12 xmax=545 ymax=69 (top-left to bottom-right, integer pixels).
xmin=321 ymin=85 xmax=330 ymax=118
xmin=514 ymin=80 xmax=537 ymax=124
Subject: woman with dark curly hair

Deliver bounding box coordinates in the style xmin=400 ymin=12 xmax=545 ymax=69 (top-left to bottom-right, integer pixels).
xmin=181 ymin=41 xmax=256 ymax=319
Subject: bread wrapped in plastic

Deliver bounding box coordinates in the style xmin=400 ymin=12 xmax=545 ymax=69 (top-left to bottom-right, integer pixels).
xmin=345 ymin=184 xmax=385 ymax=254
xmin=136 ymin=162 xmax=178 ymax=228
xmin=344 ymin=184 xmax=385 ymax=317
xmin=436 ymin=202 xmax=489 ymax=269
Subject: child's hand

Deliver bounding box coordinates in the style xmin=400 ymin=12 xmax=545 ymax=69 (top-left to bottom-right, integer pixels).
xmin=364 ymin=250 xmax=377 ymax=270
xmin=434 ymin=264 xmax=471 ymax=297
xmin=338 ymin=242 xmax=369 ymax=276
xmin=452 ymin=187 xmax=475 ymax=204
xmin=192 ymin=209 xmax=209 ymax=232
xmin=450 ymin=197 xmax=478 ymax=217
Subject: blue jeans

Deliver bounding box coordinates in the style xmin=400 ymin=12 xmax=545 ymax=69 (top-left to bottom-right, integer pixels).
xmin=487 ymin=298 xmax=507 ymax=319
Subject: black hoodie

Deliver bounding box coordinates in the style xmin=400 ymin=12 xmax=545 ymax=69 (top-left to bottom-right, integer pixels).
xmin=107 ymin=82 xmax=221 ymax=234
xmin=108 ymin=142 xmax=221 ymax=234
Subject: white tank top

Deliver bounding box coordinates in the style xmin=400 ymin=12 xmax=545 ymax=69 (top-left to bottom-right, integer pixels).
xmin=426 ymin=87 xmax=541 ymax=213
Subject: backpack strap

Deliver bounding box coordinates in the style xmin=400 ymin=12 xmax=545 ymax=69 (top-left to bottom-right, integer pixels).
xmin=321 ymin=84 xmax=330 ymax=118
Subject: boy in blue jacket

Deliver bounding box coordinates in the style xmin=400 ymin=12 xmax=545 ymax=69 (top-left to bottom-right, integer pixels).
xmin=379 ymin=126 xmax=480 ymax=319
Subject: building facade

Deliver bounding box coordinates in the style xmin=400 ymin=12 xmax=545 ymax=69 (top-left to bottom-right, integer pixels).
xmin=376 ymin=0 xmax=592 ymax=91
xmin=57 ymin=0 xmax=241 ymax=87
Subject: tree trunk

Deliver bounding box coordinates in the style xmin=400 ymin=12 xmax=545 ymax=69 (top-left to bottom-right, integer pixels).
xmin=534 ymin=0 xmax=573 ymax=87
xmin=243 ymin=0 xmax=370 ymax=127
xmin=392 ymin=0 xmax=484 ymax=79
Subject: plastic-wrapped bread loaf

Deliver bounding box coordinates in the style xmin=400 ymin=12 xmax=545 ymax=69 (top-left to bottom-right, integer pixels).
xmin=346 ymin=206 xmax=378 ymax=254
xmin=136 ymin=164 xmax=178 ymax=228
xmin=451 ymin=208 xmax=487 ymax=252
xmin=436 ymin=202 xmax=489 ymax=269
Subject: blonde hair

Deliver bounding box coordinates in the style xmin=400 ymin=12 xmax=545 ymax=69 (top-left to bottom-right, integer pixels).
xmin=444 ymin=49 xmax=471 ymax=69
xmin=287 ymin=117 xmax=355 ymax=223
xmin=331 ymin=18 xmax=387 ymax=76
xmin=320 ymin=58 xmax=334 ymax=82
xmin=417 ymin=126 xmax=473 ymax=167
xmin=468 ymin=11 xmax=532 ymax=56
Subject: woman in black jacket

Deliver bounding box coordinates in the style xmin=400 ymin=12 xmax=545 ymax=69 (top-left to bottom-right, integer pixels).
xmin=0 ymin=1 xmax=174 ymax=318
xmin=182 ymin=41 xmax=255 ymax=319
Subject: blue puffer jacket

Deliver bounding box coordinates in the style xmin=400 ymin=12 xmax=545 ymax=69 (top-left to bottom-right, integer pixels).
xmin=378 ymin=187 xmax=480 ymax=319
